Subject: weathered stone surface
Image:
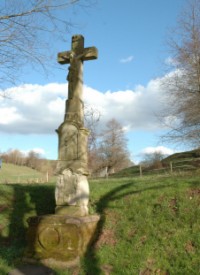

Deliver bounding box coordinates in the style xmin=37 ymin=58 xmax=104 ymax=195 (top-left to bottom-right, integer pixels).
xmin=55 ymin=169 xmax=89 ymax=216
xmin=55 ymin=35 xmax=98 ymax=212
xmin=56 ymin=123 xmax=89 ymax=175
xmin=24 ymin=214 xmax=100 ymax=267
xmin=64 ymin=98 xmax=84 ymax=127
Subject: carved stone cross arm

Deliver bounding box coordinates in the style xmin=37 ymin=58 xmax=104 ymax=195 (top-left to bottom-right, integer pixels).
xmin=57 ymin=51 xmax=71 ymax=64
xmin=57 ymin=46 xmax=98 ymax=64
xmin=82 ymin=47 xmax=98 ymax=61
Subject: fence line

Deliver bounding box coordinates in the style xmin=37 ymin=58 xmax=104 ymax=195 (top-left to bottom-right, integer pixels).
xmin=138 ymin=157 xmax=200 ymax=177
xmin=0 ymin=172 xmax=52 ymax=184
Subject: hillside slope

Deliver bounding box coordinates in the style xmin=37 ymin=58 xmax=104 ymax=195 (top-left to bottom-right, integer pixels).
xmin=162 ymin=148 xmax=200 ymax=163
xmin=111 ymin=149 xmax=200 ymax=178
xmin=0 ymin=163 xmax=44 ymax=183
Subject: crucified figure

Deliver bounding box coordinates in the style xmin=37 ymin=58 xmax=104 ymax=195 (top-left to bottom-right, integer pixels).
xmin=58 ymin=35 xmax=98 ymax=101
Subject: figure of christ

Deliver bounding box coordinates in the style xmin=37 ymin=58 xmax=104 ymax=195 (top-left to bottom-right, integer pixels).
xmin=67 ymin=51 xmax=85 ymax=100
xmin=58 ymin=35 xmax=98 ymax=101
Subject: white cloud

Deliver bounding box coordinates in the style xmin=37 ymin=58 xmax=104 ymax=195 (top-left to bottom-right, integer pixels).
xmin=120 ymin=55 xmax=134 ymax=63
xmin=141 ymin=146 xmax=175 ymax=156
xmin=0 ymin=107 xmax=22 ymax=124
xmin=0 ymin=83 xmax=67 ymax=134
xmin=0 ymin=76 xmax=169 ymax=134
xmin=31 ymin=148 xmax=46 ymax=156
xmin=165 ymin=57 xmax=179 ymax=67
xmin=21 ymin=148 xmax=46 ymax=157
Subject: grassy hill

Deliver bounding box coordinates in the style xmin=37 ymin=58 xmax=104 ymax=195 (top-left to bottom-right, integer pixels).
xmin=0 ymin=175 xmax=199 ymax=274
xmin=0 ymin=163 xmax=45 ymax=183
xmin=162 ymin=148 xmax=200 ymax=163
xmin=111 ymin=149 xmax=200 ymax=178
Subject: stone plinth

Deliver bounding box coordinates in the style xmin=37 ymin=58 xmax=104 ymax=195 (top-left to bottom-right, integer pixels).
xmin=55 ymin=169 xmax=89 ymax=216
xmin=24 ymin=214 xmax=100 ymax=268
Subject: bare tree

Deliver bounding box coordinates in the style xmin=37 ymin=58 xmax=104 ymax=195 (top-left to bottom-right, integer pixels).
xmin=97 ymin=119 xmax=131 ymax=174
xmin=0 ymin=149 xmax=25 ymax=165
xmin=161 ymin=0 xmax=200 ymax=147
xmin=140 ymin=151 xmax=165 ymax=169
xmin=0 ymin=0 xmax=94 ymax=90
xmin=84 ymin=105 xmax=101 ymax=151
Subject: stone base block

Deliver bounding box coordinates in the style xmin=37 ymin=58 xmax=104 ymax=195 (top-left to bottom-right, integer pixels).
xmin=55 ymin=205 xmax=88 ymax=217
xmin=24 ymin=214 xmax=100 ymax=268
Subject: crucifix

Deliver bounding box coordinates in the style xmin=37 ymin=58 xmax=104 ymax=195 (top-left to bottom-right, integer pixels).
xmin=58 ymin=35 xmax=98 ymax=100
xmin=25 ymin=35 xmax=100 ymax=266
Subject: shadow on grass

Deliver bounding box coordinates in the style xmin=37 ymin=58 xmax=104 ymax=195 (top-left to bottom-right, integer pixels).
xmin=0 ymin=177 xmax=194 ymax=274
xmin=0 ymin=183 xmax=55 ymax=274
xmin=83 ymin=180 xmax=177 ymax=274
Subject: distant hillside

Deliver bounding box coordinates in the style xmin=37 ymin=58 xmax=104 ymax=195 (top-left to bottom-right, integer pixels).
xmin=110 ymin=149 xmax=200 ymax=178
xmin=162 ymin=149 xmax=200 ymax=163
xmin=109 ymin=165 xmax=140 ymax=178
xmin=0 ymin=163 xmax=45 ymax=183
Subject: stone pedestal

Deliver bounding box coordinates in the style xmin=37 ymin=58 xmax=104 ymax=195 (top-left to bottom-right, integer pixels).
xmin=55 ymin=169 xmax=90 ymax=216
xmin=24 ymin=214 xmax=100 ymax=268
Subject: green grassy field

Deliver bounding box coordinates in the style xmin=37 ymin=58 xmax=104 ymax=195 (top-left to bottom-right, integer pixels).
xmin=0 ymin=175 xmax=199 ymax=274
xmin=0 ymin=163 xmax=52 ymax=183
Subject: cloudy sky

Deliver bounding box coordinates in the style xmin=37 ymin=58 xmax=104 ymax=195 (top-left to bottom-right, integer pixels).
xmin=0 ymin=0 xmax=187 ymax=163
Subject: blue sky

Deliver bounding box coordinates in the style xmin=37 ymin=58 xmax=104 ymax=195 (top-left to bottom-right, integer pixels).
xmin=0 ymin=0 xmax=188 ymax=163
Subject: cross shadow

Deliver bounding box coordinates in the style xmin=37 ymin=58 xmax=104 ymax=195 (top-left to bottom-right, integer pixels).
xmin=83 ymin=180 xmax=177 ymax=274
xmin=1 ymin=177 xmax=196 ymax=274
xmin=0 ymin=183 xmax=56 ymax=274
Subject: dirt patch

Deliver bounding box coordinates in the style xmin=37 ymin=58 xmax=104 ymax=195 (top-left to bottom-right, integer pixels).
xmin=168 ymin=197 xmax=179 ymax=214
xmin=100 ymin=264 xmax=113 ymax=275
xmin=95 ymin=228 xmax=117 ymax=248
xmin=128 ymin=227 xmax=137 ymax=239
xmin=187 ymin=188 xmax=200 ymax=198
xmin=104 ymin=209 xmax=120 ymax=225
xmin=0 ymin=205 xmax=8 ymax=213
xmin=139 ymin=268 xmax=169 ymax=275
xmin=139 ymin=268 xmax=152 ymax=275
xmin=185 ymin=240 xmax=196 ymax=254
xmin=140 ymin=235 xmax=148 ymax=244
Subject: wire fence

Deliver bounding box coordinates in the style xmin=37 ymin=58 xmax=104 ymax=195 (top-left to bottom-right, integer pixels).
xmin=101 ymin=158 xmax=200 ymax=179
xmin=1 ymin=158 xmax=200 ymax=183
xmin=0 ymin=171 xmax=56 ymax=184
xmin=137 ymin=158 xmax=200 ymax=177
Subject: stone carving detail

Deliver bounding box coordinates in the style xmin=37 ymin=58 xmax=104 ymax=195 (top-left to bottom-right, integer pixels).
xmin=38 ymin=228 xmax=60 ymax=249
xmin=25 ymin=215 xmax=100 ymax=265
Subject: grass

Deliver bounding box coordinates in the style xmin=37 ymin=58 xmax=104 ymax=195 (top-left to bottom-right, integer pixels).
xmin=0 ymin=163 xmax=56 ymax=183
xmin=0 ymin=163 xmax=44 ymax=183
xmin=0 ymin=175 xmax=200 ymax=274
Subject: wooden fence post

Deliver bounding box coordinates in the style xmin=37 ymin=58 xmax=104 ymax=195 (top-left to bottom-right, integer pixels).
xmin=46 ymin=171 xmax=49 ymax=183
xmin=170 ymin=161 xmax=173 ymax=173
xmin=139 ymin=165 xmax=143 ymax=177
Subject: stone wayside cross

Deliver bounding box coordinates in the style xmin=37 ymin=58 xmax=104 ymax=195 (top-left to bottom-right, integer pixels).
xmin=55 ymin=35 xmax=98 ymax=217
xmin=25 ymin=36 xmax=100 ymax=266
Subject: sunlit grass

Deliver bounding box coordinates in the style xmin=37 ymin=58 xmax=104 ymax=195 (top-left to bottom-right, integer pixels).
xmin=0 ymin=175 xmax=199 ymax=274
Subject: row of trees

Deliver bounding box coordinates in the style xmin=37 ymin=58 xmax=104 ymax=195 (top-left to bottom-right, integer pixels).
xmin=0 ymin=118 xmax=132 ymax=177
xmin=0 ymin=149 xmax=56 ymax=175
